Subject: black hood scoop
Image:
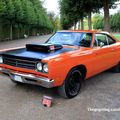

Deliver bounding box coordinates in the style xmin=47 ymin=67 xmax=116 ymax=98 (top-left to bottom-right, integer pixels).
xmin=26 ymin=43 xmax=63 ymax=53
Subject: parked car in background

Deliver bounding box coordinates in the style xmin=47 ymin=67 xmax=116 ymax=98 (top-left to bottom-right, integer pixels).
xmin=0 ymin=30 xmax=120 ymax=98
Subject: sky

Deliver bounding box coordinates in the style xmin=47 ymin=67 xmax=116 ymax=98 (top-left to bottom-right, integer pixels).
xmin=43 ymin=0 xmax=120 ymax=15
xmin=110 ymin=3 xmax=120 ymax=14
xmin=43 ymin=0 xmax=59 ymax=15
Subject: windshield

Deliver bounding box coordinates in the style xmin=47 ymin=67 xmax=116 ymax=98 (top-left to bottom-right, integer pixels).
xmin=47 ymin=32 xmax=84 ymax=46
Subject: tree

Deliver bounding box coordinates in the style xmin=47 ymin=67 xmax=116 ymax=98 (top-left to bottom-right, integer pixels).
xmin=14 ymin=0 xmax=24 ymax=38
xmin=48 ymin=12 xmax=60 ymax=32
xmin=0 ymin=0 xmax=54 ymax=41
xmin=93 ymin=14 xmax=104 ymax=30
xmin=102 ymin=0 xmax=110 ymax=31
xmin=0 ymin=1 xmax=6 ymax=16
xmin=3 ymin=0 xmax=15 ymax=40
xmin=110 ymin=11 xmax=120 ymax=32
xmin=60 ymin=0 xmax=85 ymax=29
xmin=60 ymin=0 xmax=101 ymax=30
xmin=99 ymin=0 xmax=118 ymax=31
xmin=93 ymin=11 xmax=120 ymax=32
xmin=60 ymin=0 xmax=119 ymax=31
xmin=79 ymin=0 xmax=100 ymax=30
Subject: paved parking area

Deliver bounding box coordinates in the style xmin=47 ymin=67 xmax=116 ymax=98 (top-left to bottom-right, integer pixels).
xmin=0 ymin=35 xmax=120 ymax=120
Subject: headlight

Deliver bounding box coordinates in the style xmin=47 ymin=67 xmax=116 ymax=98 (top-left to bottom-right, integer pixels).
xmin=43 ymin=63 xmax=48 ymax=73
xmin=0 ymin=56 xmax=3 ymax=63
xmin=36 ymin=62 xmax=42 ymax=71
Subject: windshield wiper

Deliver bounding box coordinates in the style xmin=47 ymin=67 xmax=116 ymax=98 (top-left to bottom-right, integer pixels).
xmin=62 ymin=44 xmax=74 ymax=46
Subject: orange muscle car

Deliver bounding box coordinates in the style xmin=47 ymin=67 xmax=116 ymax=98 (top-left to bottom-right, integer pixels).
xmin=0 ymin=30 xmax=120 ymax=98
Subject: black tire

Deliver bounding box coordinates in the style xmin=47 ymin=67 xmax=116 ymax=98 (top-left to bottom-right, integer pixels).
xmin=112 ymin=63 xmax=120 ymax=73
xmin=58 ymin=68 xmax=83 ymax=99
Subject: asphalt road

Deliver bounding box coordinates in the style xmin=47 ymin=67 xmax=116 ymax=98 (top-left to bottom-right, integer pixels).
xmin=0 ymin=35 xmax=120 ymax=120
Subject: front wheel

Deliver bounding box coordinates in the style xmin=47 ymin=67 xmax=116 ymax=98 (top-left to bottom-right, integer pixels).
xmin=112 ymin=63 xmax=120 ymax=73
xmin=58 ymin=68 xmax=83 ymax=99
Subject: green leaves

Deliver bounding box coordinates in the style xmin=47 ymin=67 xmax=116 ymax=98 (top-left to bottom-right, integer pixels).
xmin=0 ymin=0 xmax=53 ymax=30
xmin=110 ymin=11 xmax=120 ymax=32
xmin=93 ymin=11 xmax=120 ymax=32
xmin=60 ymin=0 xmax=118 ymax=31
xmin=48 ymin=12 xmax=60 ymax=31
xmin=0 ymin=1 xmax=6 ymax=16
xmin=14 ymin=0 xmax=24 ymax=22
xmin=93 ymin=14 xmax=104 ymax=30
xmin=4 ymin=0 xmax=15 ymax=19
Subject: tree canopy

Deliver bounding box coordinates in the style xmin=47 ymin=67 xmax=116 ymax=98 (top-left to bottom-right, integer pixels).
xmin=60 ymin=0 xmax=119 ymax=31
xmin=93 ymin=11 xmax=120 ymax=32
xmin=0 ymin=0 xmax=53 ymax=40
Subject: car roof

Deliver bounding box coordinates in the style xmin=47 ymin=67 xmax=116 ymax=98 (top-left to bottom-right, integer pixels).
xmin=97 ymin=31 xmax=111 ymax=35
xmin=58 ymin=30 xmax=98 ymax=33
xmin=58 ymin=30 xmax=111 ymax=34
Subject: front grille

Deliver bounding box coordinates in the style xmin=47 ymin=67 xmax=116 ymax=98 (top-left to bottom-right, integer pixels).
xmin=3 ymin=56 xmax=37 ymax=70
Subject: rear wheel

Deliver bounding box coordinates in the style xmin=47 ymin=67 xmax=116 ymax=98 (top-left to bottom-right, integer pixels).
xmin=58 ymin=68 xmax=83 ymax=99
xmin=112 ymin=63 xmax=120 ymax=73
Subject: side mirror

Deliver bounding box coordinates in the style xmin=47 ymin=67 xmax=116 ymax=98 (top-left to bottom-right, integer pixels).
xmin=100 ymin=42 xmax=104 ymax=48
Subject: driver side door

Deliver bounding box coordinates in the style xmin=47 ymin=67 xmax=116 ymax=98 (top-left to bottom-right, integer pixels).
xmin=92 ymin=33 xmax=116 ymax=73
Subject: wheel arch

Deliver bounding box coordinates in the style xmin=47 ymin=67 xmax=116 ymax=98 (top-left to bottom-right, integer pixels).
xmin=58 ymin=64 xmax=87 ymax=98
xmin=71 ymin=64 xmax=87 ymax=80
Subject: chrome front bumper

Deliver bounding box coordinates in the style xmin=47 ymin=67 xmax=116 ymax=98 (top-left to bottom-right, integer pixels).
xmin=0 ymin=67 xmax=54 ymax=88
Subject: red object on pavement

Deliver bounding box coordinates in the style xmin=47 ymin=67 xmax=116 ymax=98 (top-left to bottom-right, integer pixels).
xmin=42 ymin=96 xmax=53 ymax=107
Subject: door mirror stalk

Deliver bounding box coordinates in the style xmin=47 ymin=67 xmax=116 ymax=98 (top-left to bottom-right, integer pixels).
xmin=100 ymin=42 xmax=104 ymax=48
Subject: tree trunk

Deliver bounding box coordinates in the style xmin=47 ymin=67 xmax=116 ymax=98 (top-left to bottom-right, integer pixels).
xmin=18 ymin=28 xmax=20 ymax=39
xmin=78 ymin=20 xmax=80 ymax=30
xmin=88 ymin=12 xmax=92 ymax=30
xmin=81 ymin=18 xmax=84 ymax=30
xmin=103 ymin=0 xmax=110 ymax=32
xmin=10 ymin=21 xmax=13 ymax=40
xmin=74 ymin=22 xmax=76 ymax=30
xmin=27 ymin=25 xmax=30 ymax=36
xmin=17 ymin=24 xmax=20 ymax=39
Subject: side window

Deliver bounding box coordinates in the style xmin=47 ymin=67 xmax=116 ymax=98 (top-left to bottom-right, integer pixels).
xmin=107 ymin=36 xmax=116 ymax=45
xmin=80 ymin=33 xmax=92 ymax=47
xmin=94 ymin=34 xmax=108 ymax=47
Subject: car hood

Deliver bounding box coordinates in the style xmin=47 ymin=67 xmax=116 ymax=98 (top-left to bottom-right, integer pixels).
xmin=2 ymin=45 xmax=77 ymax=60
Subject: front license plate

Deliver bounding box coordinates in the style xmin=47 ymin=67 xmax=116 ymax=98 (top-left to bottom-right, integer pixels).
xmin=14 ymin=75 xmax=23 ymax=82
